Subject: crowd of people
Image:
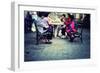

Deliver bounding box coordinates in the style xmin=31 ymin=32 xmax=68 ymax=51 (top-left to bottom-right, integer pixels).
xmin=24 ymin=11 xmax=90 ymax=43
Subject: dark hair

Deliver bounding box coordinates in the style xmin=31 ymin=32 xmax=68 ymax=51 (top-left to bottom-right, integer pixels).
xmin=37 ymin=12 xmax=50 ymax=17
xmin=70 ymin=15 xmax=74 ymax=21
xmin=62 ymin=14 xmax=66 ymax=17
xmin=27 ymin=11 xmax=31 ymax=16
xmin=60 ymin=18 xmax=63 ymax=22
xmin=67 ymin=13 xmax=71 ymax=17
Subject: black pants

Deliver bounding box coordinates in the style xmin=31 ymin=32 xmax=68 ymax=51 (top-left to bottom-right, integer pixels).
xmin=61 ymin=27 xmax=66 ymax=36
xmin=43 ymin=26 xmax=53 ymax=40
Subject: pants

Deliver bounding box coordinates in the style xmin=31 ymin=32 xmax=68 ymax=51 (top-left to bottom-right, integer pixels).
xmin=61 ymin=27 xmax=66 ymax=36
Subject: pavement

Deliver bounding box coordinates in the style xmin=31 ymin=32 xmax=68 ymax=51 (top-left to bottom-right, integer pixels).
xmin=24 ymin=29 xmax=90 ymax=61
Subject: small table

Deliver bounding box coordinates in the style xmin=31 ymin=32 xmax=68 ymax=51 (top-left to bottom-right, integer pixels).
xmin=50 ymin=23 xmax=64 ymax=37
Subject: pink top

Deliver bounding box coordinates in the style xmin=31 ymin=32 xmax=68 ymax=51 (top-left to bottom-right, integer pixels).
xmin=64 ymin=17 xmax=71 ymax=26
xmin=67 ymin=21 xmax=77 ymax=33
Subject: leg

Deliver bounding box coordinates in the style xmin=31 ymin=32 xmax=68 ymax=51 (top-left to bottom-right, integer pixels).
xmin=67 ymin=32 xmax=74 ymax=42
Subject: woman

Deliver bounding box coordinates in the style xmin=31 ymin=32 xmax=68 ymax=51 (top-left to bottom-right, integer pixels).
xmin=36 ymin=12 xmax=53 ymax=43
xmin=66 ymin=15 xmax=77 ymax=41
xmin=61 ymin=14 xmax=77 ymax=41
xmin=59 ymin=14 xmax=67 ymax=38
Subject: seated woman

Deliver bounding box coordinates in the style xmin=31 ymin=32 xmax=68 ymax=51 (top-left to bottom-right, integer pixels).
xmin=61 ymin=14 xmax=77 ymax=41
xmin=36 ymin=12 xmax=53 ymax=43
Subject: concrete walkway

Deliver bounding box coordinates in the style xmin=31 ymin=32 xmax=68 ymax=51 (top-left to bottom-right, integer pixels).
xmin=24 ymin=29 xmax=90 ymax=61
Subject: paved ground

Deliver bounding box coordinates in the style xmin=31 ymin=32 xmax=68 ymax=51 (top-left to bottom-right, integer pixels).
xmin=24 ymin=29 xmax=90 ymax=61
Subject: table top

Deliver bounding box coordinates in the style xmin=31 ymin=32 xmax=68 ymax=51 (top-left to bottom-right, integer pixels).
xmin=50 ymin=22 xmax=64 ymax=25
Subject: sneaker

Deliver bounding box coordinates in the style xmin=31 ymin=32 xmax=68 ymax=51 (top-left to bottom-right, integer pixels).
xmin=61 ymin=35 xmax=66 ymax=38
xmin=71 ymin=35 xmax=74 ymax=38
xmin=45 ymin=41 xmax=52 ymax=44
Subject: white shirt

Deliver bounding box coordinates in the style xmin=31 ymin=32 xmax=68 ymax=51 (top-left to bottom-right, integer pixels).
xmin=36 ymin=17 xmax=49 ymax=33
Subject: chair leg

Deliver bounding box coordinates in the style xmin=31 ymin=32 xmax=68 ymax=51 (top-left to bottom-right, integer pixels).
xmin=36 ymin=32 xmax=39 ymax=45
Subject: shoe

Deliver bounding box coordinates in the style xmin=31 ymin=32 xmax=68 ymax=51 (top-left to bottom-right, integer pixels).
xmin=71 ymin=35 xmax=74 ymax=38
xmin=61 ymin=35 xmax=66 ymax=38
xmin=70 ymin=38 xmax=74 ymax=42
xmin=45 ymin=41 xmax=52 ymax=44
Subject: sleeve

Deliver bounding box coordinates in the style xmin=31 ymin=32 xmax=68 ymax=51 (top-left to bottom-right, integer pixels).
xmin=71 ymin=21 xmax=77 ymax=32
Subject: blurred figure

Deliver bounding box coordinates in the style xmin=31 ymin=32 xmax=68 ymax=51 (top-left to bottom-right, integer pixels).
xmin=36 ymin=12 xmax=53 ymax=43
xmin=67 ymin=15 xmax=77 ymax=41
xmin=58 ymin=14 xmax=67 ymax=38
xmin=83 ymin=14 xmax=90 ymax=29
xmin=61 ymin=14 xmax=77 ymax=41
xmin=66 ymin=15 xmax=77 ymax=33
xmin=24 ymin=11 xmax=33 ymax=33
